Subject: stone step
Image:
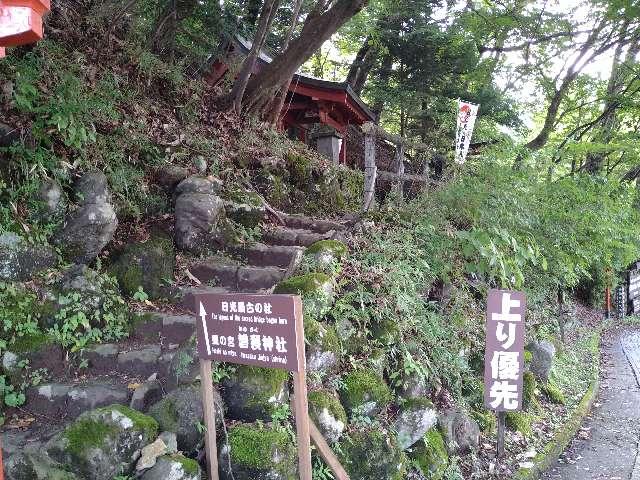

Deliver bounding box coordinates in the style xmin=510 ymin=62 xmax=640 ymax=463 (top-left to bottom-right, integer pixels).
xmin=279 ymin=212 xmax=346 ymax=234
xmin=82 ymin=342 xmax=173 ymax=377
xmin=132 ymin=312 xmax=196 ymax=345
xmin=226 ymin=242 xmax=304 ymax=269
xmin=189 ymin=262 xmax=287 ymax=291
xmin=24 ymin=381 xmax=129 ymax=421
xmin=262 ymin=226 xmax=335 ymax=247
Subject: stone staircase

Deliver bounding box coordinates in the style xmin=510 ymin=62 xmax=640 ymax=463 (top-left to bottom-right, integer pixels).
xmin=183 ymin=212 xmax=346 ymax=295
xmin=12 ymin=212 xmax=348 ymax=429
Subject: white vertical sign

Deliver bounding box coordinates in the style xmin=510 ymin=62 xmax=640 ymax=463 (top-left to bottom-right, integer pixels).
xmin=455 ymin=100 xmax=479 ymax=164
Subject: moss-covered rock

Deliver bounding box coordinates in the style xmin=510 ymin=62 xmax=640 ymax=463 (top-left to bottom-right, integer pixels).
xmin=541 ymin=380 xmax=566 ymax=405
xmin=304 ymin=318 xmax=341 ymax=373
xmin=506 ymin=411 xmax=534 ymax=437
xmin=308 ymin=389 xmax=347 ymax=444
xmin=523 ymin=371 xmax=539 ymax=410
xmin=394 ymin=398 xmax=438 ymax=450
xmin=274 ymin=273 xmax=334 ymax=318
xmin=109 ymin=233 xmax=175 ymax=300
xmin=140 ymin=454 xmax=202 ymax=480
xmin=148 ymin=384 xmax=223 ymax=455
xmin=45 ymin=404 xmax=158 ymax=480
xmin=304 ymin=240 xmax=348 ymax=273
xmin=224 ymin=190 xmax=266 ymax=228
xmin=220 ymin=423 xmax=297 ymax=480
xmin=438 ymin=410 xmax=480 ymax=454
xmin=0 ymin=232 xmax=56 ymax=282
xmin=221 ymin=365 xmax=289 ymax=422
xmin=340 ymin=368 xmax=392 ymax=417
xmin=409 ymin=428 xmax=449 ymax=480
xmin=5 ymin=450 xmax=79 ymax=480
xmin=339 ymin=428 xmax=407 ymax=480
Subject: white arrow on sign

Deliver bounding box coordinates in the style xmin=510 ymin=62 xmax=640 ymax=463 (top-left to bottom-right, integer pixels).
xmin=199 ymin=301 xmax=212 ymax=356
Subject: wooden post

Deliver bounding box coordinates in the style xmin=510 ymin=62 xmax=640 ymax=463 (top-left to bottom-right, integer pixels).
xmin=497 ymin=411 xmax=506 ymax=459
xmin=394 ymin=143 xmax=405 ymax=202
xmin=362 ymin=131 xmax=377 ymax=212
xmin=199 ymin=359 xmax=219 ymax=480
xmin=293 ymin=297 xmax=313 ymax=480
xmin=309 ymin=419 xmax=350 ymax=479
xmin=0 ymin=433 xmax=4 ymax=480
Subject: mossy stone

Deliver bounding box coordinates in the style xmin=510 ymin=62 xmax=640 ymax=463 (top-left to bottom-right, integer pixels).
xmin=304 ymin=318 xmax=341 ymax=373
xmin=224 ymin=190 xmax=266 ymax=228
xmin=340 ymin=368 xmax=392 ymax=416
xmin=221 ymin=423 xmax=297 ymax=480
xmin=308 ymin=389 xmax=347 ymax=443
xmin=523 ymin=371 xmax=538 ymax=410
xmin=221 ymin=365 xmax=289 ymax=422
xmin=46 ymin=404 xmax=158 ymax=480
xmin=274 ymin=273 xmax=334 ymax=318
xmin=339 ymin=428 xmax=407 ymax=480
xmin=109 ymin=234 xmax=175 ymax=300
xmin=409 ymin=428 xmax=449 ymax=480
xmin=305 ymin=240 xmax=348 ymax=257
xmin=541 ymin=380 xmax=566 ymax=404
xmin=304 ymin=240 xmax=348 ymax=272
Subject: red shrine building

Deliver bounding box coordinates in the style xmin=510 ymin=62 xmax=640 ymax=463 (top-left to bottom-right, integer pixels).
xmin=208 ymin=35 xmax=376 ymax=163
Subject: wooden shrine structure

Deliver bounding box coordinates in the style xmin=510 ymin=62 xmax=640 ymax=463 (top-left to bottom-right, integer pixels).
xmin=208 ymin=35 xmax=376 ymax=163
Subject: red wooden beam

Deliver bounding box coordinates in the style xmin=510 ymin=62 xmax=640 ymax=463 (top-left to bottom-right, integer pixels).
xmin=0 ymin=46 xmax=5 ymax=58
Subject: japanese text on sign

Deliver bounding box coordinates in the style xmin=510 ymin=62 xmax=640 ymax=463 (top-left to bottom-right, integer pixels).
xmin=484 ymin=289 xmax=526 ymax=412
xmin=193 ymin=293 xmax=300 ymax=372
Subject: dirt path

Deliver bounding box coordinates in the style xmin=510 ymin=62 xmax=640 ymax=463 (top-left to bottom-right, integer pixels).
xmin=542 ymin=329 xmax=640 ymax=480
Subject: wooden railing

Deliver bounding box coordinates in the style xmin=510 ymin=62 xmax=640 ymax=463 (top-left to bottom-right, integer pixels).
xmin=361 ymin=122 xmax=435 ymax=211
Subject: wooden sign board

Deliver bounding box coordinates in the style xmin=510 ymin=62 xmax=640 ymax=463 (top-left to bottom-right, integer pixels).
xmin=483 ymin=289 xmax=526 ymax=457
xmin=191 ymin=292 xmax=312 ymax=480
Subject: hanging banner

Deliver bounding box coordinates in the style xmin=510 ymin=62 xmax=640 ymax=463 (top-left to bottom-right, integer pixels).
xmin=455 ymin=100 xmax=479 ymax=164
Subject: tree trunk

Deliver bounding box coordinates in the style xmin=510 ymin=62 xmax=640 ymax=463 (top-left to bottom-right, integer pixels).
xmin=229 ymin=0 xmax=280 ymax=114
xmin=371 ymin=54 xmax=393 ymax=122
xmin=265 ymin=0 xmax=304 ymax=124
xmin=346 ymin=36 xmax=377 ymax=94
xmin=524 ymin=21 xmax=610 ymax=152
xmin=241 ymin=0 xmax=369 ymax=114
xmin=585 ymin=28 xmax=640 ymax=173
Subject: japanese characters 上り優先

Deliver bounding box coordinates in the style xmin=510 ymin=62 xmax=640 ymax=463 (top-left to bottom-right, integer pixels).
xmin=484 ymin=290 xmax=526 ymax=412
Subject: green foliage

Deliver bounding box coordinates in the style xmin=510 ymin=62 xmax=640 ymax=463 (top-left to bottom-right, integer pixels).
xmin=48 ymin=273 xmax=130 ymax=352
xmin=0 ymin=282 xmax=41 ymax=345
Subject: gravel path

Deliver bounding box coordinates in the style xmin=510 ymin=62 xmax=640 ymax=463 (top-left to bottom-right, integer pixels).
xmin=542 ymin=329 xmax=640 ymax=480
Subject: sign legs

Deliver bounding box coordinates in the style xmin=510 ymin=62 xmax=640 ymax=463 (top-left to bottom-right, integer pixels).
xmin=199 ymin=359 xmax=220 ymax=480
xmin=293 ymin=364 xmax=313 ymax=480
xmin=497 ymin=411 xmax=506 ymax=459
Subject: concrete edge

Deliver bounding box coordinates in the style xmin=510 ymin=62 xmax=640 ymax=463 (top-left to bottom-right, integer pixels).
xmin=513 ymin=332 xmax=602 ymax=480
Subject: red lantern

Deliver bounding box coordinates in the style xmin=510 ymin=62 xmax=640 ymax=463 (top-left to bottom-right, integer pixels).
xmin=0 ymin=4 xmax=43 ymax=47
